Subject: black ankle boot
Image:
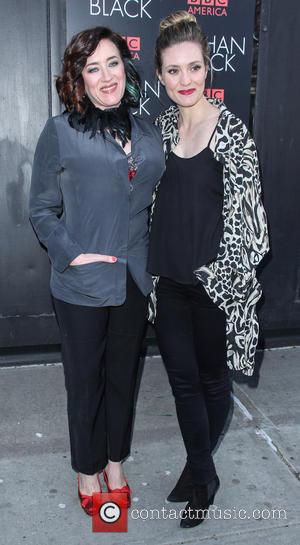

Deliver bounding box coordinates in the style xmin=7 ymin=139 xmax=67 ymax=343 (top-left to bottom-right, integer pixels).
xmin=180 ymin=475 xmax=220 ymax=529
xmin=167 ymin=463 xmax=193 ymax=502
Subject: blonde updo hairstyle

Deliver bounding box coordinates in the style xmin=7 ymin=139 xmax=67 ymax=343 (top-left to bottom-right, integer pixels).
xmin=155 ymin=11 xmax=211 ymax=74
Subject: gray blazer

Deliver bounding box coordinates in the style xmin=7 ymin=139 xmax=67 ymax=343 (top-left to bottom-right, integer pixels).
xmin=29 ymin=111 xmax=165 ymax=306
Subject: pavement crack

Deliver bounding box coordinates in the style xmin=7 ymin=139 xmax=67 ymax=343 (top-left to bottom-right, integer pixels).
xmin=232 ymin=388 xmax=300 ymax=482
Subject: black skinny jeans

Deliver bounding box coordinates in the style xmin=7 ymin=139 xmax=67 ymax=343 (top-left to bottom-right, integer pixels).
xmin=53 ymin=270 xmax=148 ymax=475
xmin=155 ymin=276 xmax=231 ymax=486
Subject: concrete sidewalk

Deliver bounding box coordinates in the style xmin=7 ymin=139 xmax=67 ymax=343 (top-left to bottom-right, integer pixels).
xmin=0 ymin=346 xmax=299 ymax=545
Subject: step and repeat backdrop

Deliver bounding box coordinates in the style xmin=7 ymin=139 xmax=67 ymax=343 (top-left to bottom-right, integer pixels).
xmin=3 ymin=0 xmax=299 ymax=351
xmin=66 ymin=0 xmax=256 ymax=125
xmin=0 ymin=0 xmax=256 ymax=350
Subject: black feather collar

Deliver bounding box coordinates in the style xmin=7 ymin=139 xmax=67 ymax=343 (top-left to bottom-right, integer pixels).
xmin=68 ymin=99 xmax=131 ymax=147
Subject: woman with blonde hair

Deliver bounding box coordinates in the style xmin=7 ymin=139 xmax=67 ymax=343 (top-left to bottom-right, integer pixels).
xmin=148 ymin=11 xmax=269 ymax=528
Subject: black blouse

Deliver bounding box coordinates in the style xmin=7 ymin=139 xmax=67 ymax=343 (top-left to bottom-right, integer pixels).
xmin=148 ymin=136 xmax=224 ymax=284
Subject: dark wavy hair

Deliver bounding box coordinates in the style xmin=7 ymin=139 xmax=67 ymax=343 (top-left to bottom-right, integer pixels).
xmin=56 ymin=26 xmax=141 ymax=113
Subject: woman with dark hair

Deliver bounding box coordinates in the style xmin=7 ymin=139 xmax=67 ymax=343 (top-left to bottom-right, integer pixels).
xmin=147 ymin=11 xmax=269 ymax=528
xmin=29 ymin=26 xmax=165 ymax=516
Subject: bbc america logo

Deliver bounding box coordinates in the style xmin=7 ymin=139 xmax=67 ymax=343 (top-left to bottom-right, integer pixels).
xmin=187 ymin=0 xmax=229 ymax=16
xmin=187 ymin=0 xmax=228 ymax=5
xmin=123 ymin=36 xmax=141 ymax=60
xmin=123 ymin=36 xmax=141 ymax=51
xmin=204 ymin=88 xmax=225 ymax=100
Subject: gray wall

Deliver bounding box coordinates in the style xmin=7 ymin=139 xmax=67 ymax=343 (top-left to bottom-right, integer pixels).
xmin=0 ymin=0 xmax=65 ymax=347
xmin=254 ymin=0 xmax=300 ymax=334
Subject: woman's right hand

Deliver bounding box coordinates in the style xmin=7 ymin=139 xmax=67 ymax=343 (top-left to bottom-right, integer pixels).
xmin=69 ymin=253 xmax=118 ymax=266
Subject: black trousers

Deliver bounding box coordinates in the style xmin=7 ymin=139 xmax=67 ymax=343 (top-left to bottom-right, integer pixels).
xmin=53 ymin=270 xmax=148 ymax=475
xmin=155 ymin=276 xmax=231 ymax=486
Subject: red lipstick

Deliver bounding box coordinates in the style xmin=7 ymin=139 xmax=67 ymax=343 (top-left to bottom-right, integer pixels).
xmin=178 ymin=89 xmax=196 ymax=95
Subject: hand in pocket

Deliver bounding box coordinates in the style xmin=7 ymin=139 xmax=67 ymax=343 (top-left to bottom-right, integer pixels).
xmin=70 ymin=253 xmax=118 ymax=266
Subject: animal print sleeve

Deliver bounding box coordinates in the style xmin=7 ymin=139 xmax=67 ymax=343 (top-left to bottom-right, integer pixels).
xmin=240 ymin=127 xmax=270 ymax=268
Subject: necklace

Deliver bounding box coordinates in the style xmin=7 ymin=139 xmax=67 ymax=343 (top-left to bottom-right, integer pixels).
xmin=127 ymin=153 xmax=138 ymax=182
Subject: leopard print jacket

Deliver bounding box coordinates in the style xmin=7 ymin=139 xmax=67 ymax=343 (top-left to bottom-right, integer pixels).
xmin=148 ymin=98 xmax=270 ymax=376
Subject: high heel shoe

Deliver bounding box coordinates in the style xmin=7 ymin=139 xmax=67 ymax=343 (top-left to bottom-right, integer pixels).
xmin=180 ymin=474 xmax=220 ymax=529
xmin=103 ymin=469 xmax=131 ymax=508
xmin=167 ymin=462 xmax=193 ymax=502
xmin=77 ymin=473 xmax=102 ymax=516
xmin=167 ymin=463 xmax=220 ymax=504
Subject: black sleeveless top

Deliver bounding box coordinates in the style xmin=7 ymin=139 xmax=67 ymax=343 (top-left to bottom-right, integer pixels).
xmin=147 ymin=125 xmax=224 ymax=284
